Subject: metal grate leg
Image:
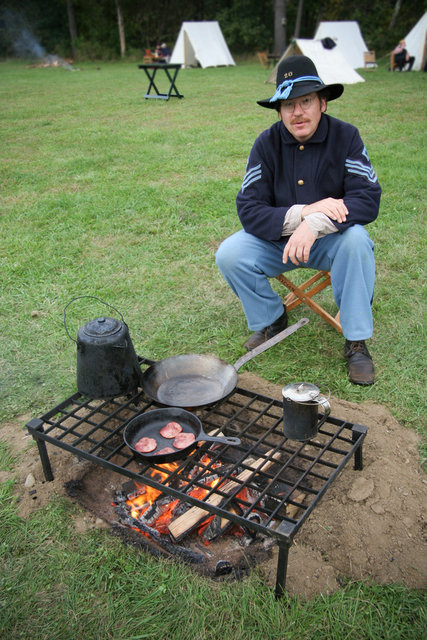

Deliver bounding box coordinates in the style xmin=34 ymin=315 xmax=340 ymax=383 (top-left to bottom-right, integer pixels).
xmin=352 ymin=423 xmax=368 ymax=470
xmin=26 ymin=418 xmax=54 ymax=481
xmin=275 ymin=541 xmax=291 ymax=598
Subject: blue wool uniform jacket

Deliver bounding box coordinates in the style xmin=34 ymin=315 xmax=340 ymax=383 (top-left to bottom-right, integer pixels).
xmin=236 ymin=113 xmax=381 ymax=241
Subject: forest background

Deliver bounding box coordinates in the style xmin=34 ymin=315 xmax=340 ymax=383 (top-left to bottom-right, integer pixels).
xmin=1 ymin=0 xmax=425 ymax=63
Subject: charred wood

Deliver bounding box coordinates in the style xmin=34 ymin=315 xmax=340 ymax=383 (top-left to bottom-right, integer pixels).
xmin=114 ymin=508 xmax=204 ymax=563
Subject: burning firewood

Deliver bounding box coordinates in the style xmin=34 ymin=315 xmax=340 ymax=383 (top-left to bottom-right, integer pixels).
xmin=168 ymin=449 xmax=282 ymax=542
xmin=114 ymin=504 xmax=204 ymax=563
xmin=286 ymin=492 xmax=307 ymax=519
xmin=202 ymin=504 xmax=243 ymax=542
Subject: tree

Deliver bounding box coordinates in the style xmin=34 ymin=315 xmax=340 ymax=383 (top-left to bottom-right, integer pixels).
xmin=388 ymin=0 xmax=402 ymax=30
xmin=273 ymin=0 xmax=286 ymax=55
xmin=66 ymin=0 xmax=78 ymax=58
xmin=294 ymin=0 xmax=304 ymax=38
xmin=115 ymin=0 xmax=125 ymax=58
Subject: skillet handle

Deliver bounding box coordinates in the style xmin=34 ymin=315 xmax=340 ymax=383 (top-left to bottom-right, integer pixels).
xmin=202 ymin=435 xmax=241 ymax=446
xmin=233 ymin=317 xmax=309 ymax=372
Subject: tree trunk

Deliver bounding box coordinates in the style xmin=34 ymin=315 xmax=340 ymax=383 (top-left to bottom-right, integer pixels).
xmin=66 ymin=0 xmax=78 ymax=59
xmin=115 ymin=0 xmax=126 ymax=58
xmin=273 ymin=0 xmax=287 ymax=56
xmin=294 ymin=0 xmax=304 ymax=39
xmin=388 ymin=0 xmax=402 ymax=31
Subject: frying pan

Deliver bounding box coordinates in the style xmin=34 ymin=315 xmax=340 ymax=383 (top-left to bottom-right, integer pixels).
xmin=140 ymin=318 xmax=309 ymax=408
xmin=123 ymin=407 xmax=241 ymax=464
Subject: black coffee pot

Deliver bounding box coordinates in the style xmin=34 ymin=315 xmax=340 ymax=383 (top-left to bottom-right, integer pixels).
xmin=64 ymin=296 xmax=142 ymax=399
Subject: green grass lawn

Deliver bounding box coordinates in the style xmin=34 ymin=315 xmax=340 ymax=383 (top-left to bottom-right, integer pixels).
xmin=0 ymin=59 xmax=426 ymax=638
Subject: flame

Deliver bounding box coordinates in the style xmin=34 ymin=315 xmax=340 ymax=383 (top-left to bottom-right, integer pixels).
xmin=127 ymin=462 xmax=180 ymax=519
xmin=125 ymin=457 xmax=223 ymax=537
xmin=121 ymin=455 xmax=262 ymax=545
xmin=236 ymin=486 xmax=249 ymax=503
xmin=154 ymin=499 xmax=180 ymax=534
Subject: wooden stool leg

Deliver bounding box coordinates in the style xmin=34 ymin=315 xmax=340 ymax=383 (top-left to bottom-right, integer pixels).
xmin=276 ymin=271 xmax=342 ymax=334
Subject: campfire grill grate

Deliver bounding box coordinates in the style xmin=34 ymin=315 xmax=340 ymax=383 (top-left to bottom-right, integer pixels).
xmin=26 ymin=382 xmax=367 ymax=596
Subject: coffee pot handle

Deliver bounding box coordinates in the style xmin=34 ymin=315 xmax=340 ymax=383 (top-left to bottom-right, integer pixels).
xmin=63 ymin=295 xmax=125 ymax=343
xmin=317 ymin=395 xmax=331 ymax=418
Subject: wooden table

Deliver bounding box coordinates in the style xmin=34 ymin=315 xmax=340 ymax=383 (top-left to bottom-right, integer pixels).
xmin=138 ymin=63 xmax=184 ymax=101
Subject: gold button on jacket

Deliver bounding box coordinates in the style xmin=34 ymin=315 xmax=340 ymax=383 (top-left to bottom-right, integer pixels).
xmin=298 ymin=179 xmax=304 ymax=186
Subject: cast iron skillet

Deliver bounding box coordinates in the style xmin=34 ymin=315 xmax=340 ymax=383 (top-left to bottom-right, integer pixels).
xmin=123 ymin=407 xmax=241 ymax=464
xmin=140 ymin=318 xmax=309 ymax=408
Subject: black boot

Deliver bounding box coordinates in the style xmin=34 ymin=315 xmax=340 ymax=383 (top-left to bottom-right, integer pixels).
xmin=345 ymin=340 xmax=375 ymax=385
xmin=243 ymin=307 xmax=288 ymax=351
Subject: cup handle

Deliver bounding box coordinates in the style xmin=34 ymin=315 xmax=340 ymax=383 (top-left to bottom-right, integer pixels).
xmin=317 ymin=395 xmax=331 ymax=418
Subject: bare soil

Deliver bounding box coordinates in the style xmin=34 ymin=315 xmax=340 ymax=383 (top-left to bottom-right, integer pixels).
xmin=3 ymin=373 xmax=426 ymax=599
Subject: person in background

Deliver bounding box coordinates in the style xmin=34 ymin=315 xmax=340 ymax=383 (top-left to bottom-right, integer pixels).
xmin=160 ymin=43 xmax=171 ymax=62
xmin=215 ymin=55 xmax=381 ymax=385
xmin=154 ymin=44 xmax=164 ymax=62
xmin=393 ymin=40 xmax=415 ymax=71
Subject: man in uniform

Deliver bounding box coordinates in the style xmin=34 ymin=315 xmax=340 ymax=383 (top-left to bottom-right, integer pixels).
xmin=216 ymin=56 xmax=381 ymax=385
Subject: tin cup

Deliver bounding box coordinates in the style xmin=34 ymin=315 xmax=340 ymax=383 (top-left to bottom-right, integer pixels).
xmin=282 ymin=382 xmax=331 ymax=441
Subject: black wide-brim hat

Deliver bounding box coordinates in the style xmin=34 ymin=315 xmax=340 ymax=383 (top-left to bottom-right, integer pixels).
xmin=257 ymin=54 xmax=344 ymax=109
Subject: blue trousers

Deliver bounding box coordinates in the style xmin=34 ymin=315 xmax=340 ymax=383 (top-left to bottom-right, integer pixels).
xmin=215 ymin=225 xmax=375 ymax=341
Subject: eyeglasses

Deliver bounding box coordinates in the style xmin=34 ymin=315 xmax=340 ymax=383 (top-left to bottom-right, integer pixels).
xmin=281 ymin=95 xmax=317 ymax=113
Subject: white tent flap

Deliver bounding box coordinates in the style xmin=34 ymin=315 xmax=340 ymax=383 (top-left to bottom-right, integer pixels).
xmin=404 ymin=12 xmax=427 ymax=71
xmin=314 ymin=21 xmax=369 ymax=69
xmin=266 ymin=39 xmax=365 ymax=86
xmin=171 ymin=21 xmax=235 ymax=68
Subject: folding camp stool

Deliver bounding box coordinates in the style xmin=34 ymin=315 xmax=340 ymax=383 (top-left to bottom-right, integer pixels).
xmin=275 ymin=270 xmax=342 ymax=333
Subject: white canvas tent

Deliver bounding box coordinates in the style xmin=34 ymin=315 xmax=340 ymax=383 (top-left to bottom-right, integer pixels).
xmin=404 ymin=12 xmax=427 ymax=70
xmin=266 ymin=39 xmax=365 ymax=86
xmin=314 ymin=21 xmax=369 ymax=69
xmin=170 ymin=21 xmax=235 ymax=68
